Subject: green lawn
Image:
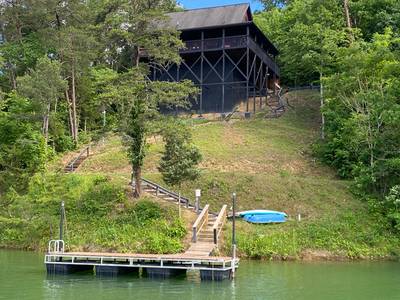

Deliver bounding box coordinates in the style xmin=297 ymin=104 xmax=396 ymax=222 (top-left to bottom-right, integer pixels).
xmin=57 ymin=90 xmax=400 ymax=259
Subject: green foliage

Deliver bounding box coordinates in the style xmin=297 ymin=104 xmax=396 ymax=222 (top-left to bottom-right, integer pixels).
xmin=17 ymin=56 xmax=67 ymax=142
xmin=93 ymin=66 xmax=198 ymax=196
xmin=0 ymin=33 xmax=46 ymax=90
xmin=385 ymin=186 xmax=400 ymax=232
xmin=321 ymin=30 xmax=400 ymax=195
xmin=0 ymin=93 xmax=49 ymax=191
xmin=0 ymin=174 xmax=186 ymax=253
xmin=255 ymin=0 xmax=348 ymax=85
xmin=132 ymin=200 xmax=162 ymax=225
xmin=158 ymin=119 xmax=202 ymax=187
xmin=350 ymin=0 xmax=400 ymax=40
xmin=231 ymin=211 xmax=400 ymax=260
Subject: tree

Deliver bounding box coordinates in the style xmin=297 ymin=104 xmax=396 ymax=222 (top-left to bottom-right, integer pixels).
xmin=350 ymin=0 xmax=400 ymax=40
xmin=321 ymin=29 xmax=400 ymax=196
xmin=158 ymin=120 xmax=202 ymax=188
xmin=0 ymin=92 xmax=48 ymax=191
xmin=17 ymin=56 xmax=67 ymax=143
xmin=261 ymin=0 xmax=290 ymax=11
xmin=255 ymin=0 xmax=348 ymax=85
xmin=94 ymin=67 xmax=198 ymax=197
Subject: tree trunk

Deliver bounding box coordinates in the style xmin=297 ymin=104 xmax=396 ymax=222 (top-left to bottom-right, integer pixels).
xmin=320 ymin=72 xmax=325 ymax=140
xmin=71 ymin=65 xmax=78 ymax=144
xmin=344 ymin=0 xmax=352 ymax=29
xmin=10 ymin=69 xmax=17 ymax=90
xmin=42 ymin=103 xmax=51 ymax=143
xmin=133 ymin=166 xmax=142 ymax=198
xmin=65 ymin=90 xmax=75 ymax=141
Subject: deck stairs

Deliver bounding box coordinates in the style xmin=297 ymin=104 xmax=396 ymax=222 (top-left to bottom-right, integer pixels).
xmin=265 ymin=85 xmax=287 ymax=118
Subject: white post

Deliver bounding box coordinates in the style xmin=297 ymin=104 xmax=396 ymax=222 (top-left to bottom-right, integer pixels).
xmin=195 ymin=189 xmax=201 ymax=214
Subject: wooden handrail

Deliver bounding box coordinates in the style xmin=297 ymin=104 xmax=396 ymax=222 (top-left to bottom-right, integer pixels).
xmin=68 ymin=146 xmax=90 ymax=171
xmin=192 ymin=204 xmax=209 ymax=243
xmin=140 ymin=178 xmax=218 ymax=216
xmin=141 ymin=178 xmax=191 ymax=206
xmin=213 ymin=205 xmax=227 ymax=245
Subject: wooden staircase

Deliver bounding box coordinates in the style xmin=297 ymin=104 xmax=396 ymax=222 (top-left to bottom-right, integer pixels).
xmin=140 ymin=178 xmax=197 ymax=211
xmin=265 ymin=84 xmax=287 ymax=118
xmin=186 ymin=204 xmax=227 ymax=257
xmin=138 ymin=179 xmax=227 ymax=257
xmin=64 ymin=146 xmax=90 ymax=173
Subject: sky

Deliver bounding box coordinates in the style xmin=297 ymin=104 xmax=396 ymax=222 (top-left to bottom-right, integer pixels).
xmin=178 ymin=0 xmax=263 ymax=12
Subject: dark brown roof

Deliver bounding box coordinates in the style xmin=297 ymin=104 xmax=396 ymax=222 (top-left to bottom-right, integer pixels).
xmin=165 ymin=3 xmax=252 ymax=30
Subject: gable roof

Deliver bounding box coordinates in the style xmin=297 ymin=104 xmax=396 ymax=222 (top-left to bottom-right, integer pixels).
xmin=165 ymin=3 xmax=252 ymax=31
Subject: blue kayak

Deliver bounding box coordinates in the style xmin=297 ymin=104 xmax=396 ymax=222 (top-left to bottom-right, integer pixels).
xmin=239 ymin=210 xmax=287 ymax=224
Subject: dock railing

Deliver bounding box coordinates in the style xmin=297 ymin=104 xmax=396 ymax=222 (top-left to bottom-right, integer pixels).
xmin=192 ymin=204 xmax=209 ymax=242
xmin=48 ymin=240 xmax=64 ymax=254
xmin=213 ymin=205 xmax=227 ymax=245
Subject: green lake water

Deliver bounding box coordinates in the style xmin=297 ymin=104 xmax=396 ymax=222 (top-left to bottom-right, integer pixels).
xmin=1 ymin=250 xmax=399 ymax=300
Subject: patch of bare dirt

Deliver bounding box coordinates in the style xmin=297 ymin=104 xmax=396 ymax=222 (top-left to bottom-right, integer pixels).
xmin=300 ymin=249 xmax=349 ymax=261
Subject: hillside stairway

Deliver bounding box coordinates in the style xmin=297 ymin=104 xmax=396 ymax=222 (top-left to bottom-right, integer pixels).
xmin=186 ymin=204 xmax=227 ymax=256
xmin=136 ymin=179 xmax=227 ymax=257
xmin=64 ymin=146 xmax=90 ymax=173
xmin=265 ymin=84 xmax=287 ymax=118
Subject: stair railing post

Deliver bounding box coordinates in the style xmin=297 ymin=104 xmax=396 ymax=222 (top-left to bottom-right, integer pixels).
xmin=192 ymin=226 xmax=197 ymax=243
xmin=232 ymin=192 xmax=237 ymax=278
xmin=178 ymin=193 xmax=181 ymax=219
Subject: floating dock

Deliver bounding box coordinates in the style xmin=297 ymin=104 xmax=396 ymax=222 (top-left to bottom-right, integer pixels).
xmin=46 ymin=189 xmax=238 ymax=281
xmin=45 ymin=247 xmax=238 ymax=281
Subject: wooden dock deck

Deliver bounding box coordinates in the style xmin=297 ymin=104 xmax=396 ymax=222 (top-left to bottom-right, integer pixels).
xmin=46 ymin=181 xmax=237 ymax=281
xmin=45 ymin=248 xmax=238 ymax=281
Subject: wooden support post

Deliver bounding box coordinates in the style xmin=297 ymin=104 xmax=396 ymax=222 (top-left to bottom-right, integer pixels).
xmin=232 ymin=193 xmax=237 ymax=278
xmin=59 ymin=201 xmax=65 ymax=242
xmin=222 ymin=28 xmax=225 ymax=114
xmin=246 ymin=26 xmax=250 ymax=113
xmin=200 ymin=31 xmax=204 ymax=116
xmin=260 ymin=64 xmax=264 ymax=109
xmin=253 ymin=56 xmax=257 ymax=114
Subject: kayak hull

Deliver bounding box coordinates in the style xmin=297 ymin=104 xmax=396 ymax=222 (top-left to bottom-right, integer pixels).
xmin=239 ymin=210 xmax=287 ymax=224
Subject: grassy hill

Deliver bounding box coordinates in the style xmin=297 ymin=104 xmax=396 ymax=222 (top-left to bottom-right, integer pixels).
xmin=74 ymin=90 xmax=399 ymax=260
xmin=1 ymin=90 xmax=398 ymax=259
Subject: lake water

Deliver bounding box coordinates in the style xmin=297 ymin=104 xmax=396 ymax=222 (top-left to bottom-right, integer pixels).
xmin=1 ymin=250 xmax=399 ymax=300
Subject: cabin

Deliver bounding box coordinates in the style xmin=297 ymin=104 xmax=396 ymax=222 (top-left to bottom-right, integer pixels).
xmin=145 ymin=3 xmax=280 ymax=115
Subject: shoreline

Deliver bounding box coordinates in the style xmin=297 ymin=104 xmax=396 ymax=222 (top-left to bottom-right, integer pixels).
xmin=1 ymin=246 xmax=398 ymax=262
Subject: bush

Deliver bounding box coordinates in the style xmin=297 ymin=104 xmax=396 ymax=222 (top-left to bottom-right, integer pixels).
xmin=385 ymin=186 xmax=400 ymax=232
xmin=132 ymin=200 xmax=162 ymax=225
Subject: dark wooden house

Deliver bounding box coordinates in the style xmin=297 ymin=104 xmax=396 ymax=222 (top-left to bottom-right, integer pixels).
xmin=147 ymin=3 xmax=280 ymax=115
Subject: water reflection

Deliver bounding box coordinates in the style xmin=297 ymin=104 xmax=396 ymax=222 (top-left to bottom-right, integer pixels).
xmin=1 ymin=250 xmax=400 ymax=300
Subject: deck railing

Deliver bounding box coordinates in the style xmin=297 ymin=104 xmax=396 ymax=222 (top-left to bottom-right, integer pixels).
xmin=213 ymin=205 xmax=227 ymax=244
xmin=192 ymin=204 xmax=210 ymax=242
xmin=181 ymin=35 xmax=248 ymax=53
xmin=48 ymin=240 xmax=64 ymax=254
